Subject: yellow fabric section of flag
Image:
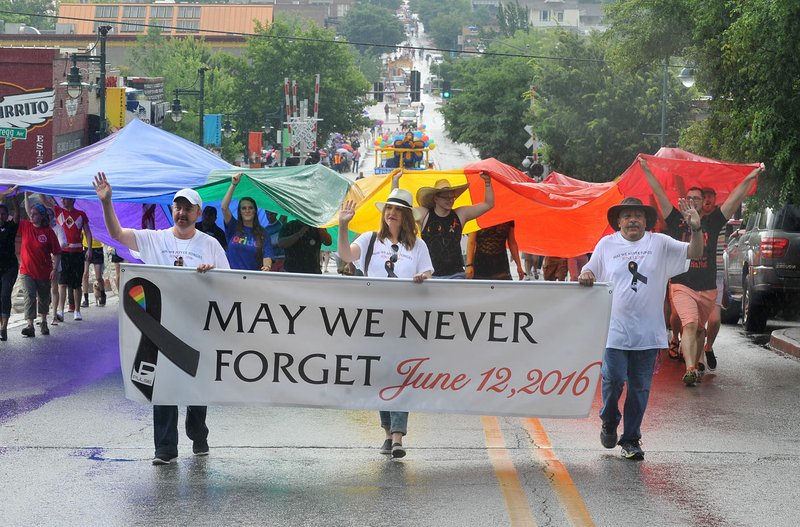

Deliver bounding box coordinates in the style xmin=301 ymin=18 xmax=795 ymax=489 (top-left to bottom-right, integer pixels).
xmin=323 ymin=169 xmax=481 ymax=235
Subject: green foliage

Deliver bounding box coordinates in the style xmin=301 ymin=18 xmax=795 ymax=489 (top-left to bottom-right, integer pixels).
xmin=125 ymin=19 xmax=372 ymax=162
xmin=497 ymin=1 xmax=529 ymax=37
xmin=410 ymin=0 xmax=471 ymax=49
xmin=606 ymin=0 xmax=800 ymax=204
xmin=533 ymin=32 xmax=693 ymax=180
xmin=339 ymin=3 xmax=405 ymax=56
xmin=358 ymin=0 xmax=402 ymax=10
xmin=0 ymin=0 xmax=55 ymax=30
xmin=439 ymin=33 xmax=544 ymax=166
xmin=603 ymin=0 xmax=694 ymax=67
xmin=239 ymin=19 xmax=372 ymax=143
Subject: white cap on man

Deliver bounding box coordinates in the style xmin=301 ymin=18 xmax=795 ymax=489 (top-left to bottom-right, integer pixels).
xmin=173 ymin=188 xmax=203 ymax=210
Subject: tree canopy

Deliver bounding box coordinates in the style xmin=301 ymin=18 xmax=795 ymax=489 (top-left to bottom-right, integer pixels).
xmin=604 ymin=0 xmax=800 ymax=203
xmin=338 ymin=2 xmax=405 ymax=56
xmin=437 ymin=29 xmax=693 ymax=179
xmin=127 ymin=20 xmax=372 ymax=163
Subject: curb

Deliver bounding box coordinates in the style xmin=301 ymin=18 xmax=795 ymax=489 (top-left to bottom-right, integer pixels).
xmin=769 ymin=328 xmax=800 ymax=359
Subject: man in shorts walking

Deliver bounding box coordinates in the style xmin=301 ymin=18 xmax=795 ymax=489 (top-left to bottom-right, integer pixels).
xmin=641 ymin=158 xmax=763 ymax=385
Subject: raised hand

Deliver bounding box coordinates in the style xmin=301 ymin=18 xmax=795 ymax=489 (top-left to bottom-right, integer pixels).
xmin=339 ymin=199 xmax=356 ymax=225
xmin=679 ymin=197 xmax=701 ymax=230
xmin=93 ymin=172 xmax=112 ymax=202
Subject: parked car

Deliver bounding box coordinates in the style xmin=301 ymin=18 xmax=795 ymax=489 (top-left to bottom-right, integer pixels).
xmin=723 ymin=204 xmax=800 ymax=331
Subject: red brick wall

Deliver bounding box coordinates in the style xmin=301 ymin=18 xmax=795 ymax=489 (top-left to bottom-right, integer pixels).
xmin=0 ymin=48 xmax=88 ymax=169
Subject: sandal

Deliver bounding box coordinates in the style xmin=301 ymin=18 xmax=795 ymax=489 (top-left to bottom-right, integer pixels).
xmin=668 ymin=339 xmax=681 ymax=360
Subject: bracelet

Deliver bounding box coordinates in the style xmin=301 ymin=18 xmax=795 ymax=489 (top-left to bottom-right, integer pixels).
xmin=465 ymin=264 xmax=473 ymax=267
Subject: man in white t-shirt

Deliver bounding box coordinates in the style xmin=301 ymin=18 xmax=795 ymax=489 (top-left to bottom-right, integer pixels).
xmin=93 ymin=172 xmax=230 ymax=465
xmin=578 ymin=197 xmax=702 ymax=460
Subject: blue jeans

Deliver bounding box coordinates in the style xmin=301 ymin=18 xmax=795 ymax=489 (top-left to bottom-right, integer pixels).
xmin=600 ymin=348 xmax=658 ymax=444
xmin=379 ymin=411 xmax=408 ymax=436
xmin=153 ymin=405 xmax=208 ymax=458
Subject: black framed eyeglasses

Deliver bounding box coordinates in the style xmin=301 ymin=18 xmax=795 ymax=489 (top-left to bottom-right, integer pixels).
xmin=385 ymin=243 xmax=399 ymax=278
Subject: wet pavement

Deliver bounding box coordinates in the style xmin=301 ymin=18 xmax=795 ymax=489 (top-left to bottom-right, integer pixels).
xmin=2 ymin=292 xmax=800 ymax=526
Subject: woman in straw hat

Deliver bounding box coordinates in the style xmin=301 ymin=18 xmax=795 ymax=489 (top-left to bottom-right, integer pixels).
xmin=337 ymin=188 xmax=433 ymax=458
xmin=393 ymin=171 xmax=494 ymax=278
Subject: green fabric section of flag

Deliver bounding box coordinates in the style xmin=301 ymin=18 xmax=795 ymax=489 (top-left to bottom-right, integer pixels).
xmin=196 ymin=164 xmax=353 ymax=227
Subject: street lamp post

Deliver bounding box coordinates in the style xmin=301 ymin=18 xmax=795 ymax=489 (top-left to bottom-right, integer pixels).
xmin=263 ymin=107 xmax=283 ymax=166
xmin=170 ymin=67 xmax=209 ymax=146
xmin=659 ymin=60 xmax=697 ymax=147
xmin=62 ymin=25 xmax=112 ymax=142
xmin=222 ymin=113 xmax=250 ymax=166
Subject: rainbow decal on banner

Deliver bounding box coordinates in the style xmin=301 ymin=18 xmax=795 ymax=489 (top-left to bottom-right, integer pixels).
xmin=129 ymin=284 xmax=146 ymax=310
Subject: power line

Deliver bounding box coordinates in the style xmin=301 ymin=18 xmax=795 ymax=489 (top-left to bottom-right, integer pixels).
xmin=0 ymin=9 xmax=608 ymax=64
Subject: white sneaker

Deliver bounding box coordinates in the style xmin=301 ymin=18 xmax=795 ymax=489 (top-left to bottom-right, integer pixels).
xmin=74 ymin=311 xmax=83 ymax=321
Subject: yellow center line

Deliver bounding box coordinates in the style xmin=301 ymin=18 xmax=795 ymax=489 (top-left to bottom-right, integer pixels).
xmin=523 ymin=418 xmax=595 ymax=527
xmin=481 ymin=415 xmax=538 ymax=527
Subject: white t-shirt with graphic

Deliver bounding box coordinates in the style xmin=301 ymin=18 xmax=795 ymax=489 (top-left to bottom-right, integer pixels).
xmin=352 ymin=233 xmax=433 ymax=279
xmin=583 ymin=231 xmax=688 ymax=350
xmin=132 ymin=228 xmax=230 ymax=269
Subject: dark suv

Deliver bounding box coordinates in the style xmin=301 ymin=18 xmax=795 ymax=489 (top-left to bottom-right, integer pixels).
xmin=723 ymin=204 xmax=800 ymax=331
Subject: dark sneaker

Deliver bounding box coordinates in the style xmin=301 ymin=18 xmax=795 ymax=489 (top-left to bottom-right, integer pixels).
xmin=192 ymin=441 xmax=209 ymax=456
xmin=696 ymin=362 xmax=705 ymax=372
xmin=682 ymin=370 xmax=697 ymax=387
xmin=0 ymin=328 xmax=7 ymax=341
xmin=152 ymin=454 xmax=177 ymax=465
xmin=380 ymin=438 xmax=393 ymax=454
xmin=391 ymin=442 xmax=406 ymax=459
xmin=620 ymin=440 xmax=644 ymax=460
xmin=21 ymin=325 xmax=35 ymax=338
xmin=99 ymin=290 xmax=107 ymax=306
xmin=600 ymin=423 xmax=618 ymax=449
xmin=40 ymin=321 xmax=49 ymax=336
xmin=705 ymin=349 xmax=717 ymax=370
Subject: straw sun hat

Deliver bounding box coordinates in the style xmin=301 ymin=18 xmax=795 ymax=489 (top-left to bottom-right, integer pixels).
xmin=415 ymin=179 xmax=469 ymax=209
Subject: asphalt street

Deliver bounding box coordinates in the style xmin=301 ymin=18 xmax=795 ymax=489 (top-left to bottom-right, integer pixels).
xmin=2 ymin=289 xmax=800 ymax=527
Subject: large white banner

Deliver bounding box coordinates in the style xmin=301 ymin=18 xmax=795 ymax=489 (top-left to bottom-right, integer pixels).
xmin=119 ymin=265 xmax=612 ymax=418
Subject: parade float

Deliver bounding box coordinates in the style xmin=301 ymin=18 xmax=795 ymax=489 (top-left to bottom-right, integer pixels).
xmin=373 ymin=125 xmax=436 ymax=174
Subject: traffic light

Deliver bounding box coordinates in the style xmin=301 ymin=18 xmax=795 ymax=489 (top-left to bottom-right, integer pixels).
xmin=410 ymin=70 xmax=421 ymax=102
xmin=441 ymin=80 xmax=451 ymax=99
xmin=374 ymin=81 xmax=384 ymax=102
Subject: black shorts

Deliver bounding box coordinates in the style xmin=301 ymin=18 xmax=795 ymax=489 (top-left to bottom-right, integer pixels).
xmin=111 ymin=251 xmax=125 ymax=263
xmin=87 ymin=247 xmax=104 ymax=265
xmin=58 ymin=251 xmax=84 ymax=288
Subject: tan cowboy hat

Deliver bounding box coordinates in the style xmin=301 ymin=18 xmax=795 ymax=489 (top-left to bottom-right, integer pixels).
xmin=607 ymin=197 xmax=658 ymax=231
xmin=376 ymin=188 xmax=424 ymax=222
xmin=416 ymin=179 xmax=469 ymax=209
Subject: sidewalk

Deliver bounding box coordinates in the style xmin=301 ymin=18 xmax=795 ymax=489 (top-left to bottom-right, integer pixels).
xmin=769 ymin=327 xmax=800 ymax=359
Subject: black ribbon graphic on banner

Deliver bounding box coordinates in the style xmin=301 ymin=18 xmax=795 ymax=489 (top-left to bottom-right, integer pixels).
xmin=628 ymin=261 xmax=648 ymax=292
xmin=123 ymin=278 xmax=201 ymax=401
